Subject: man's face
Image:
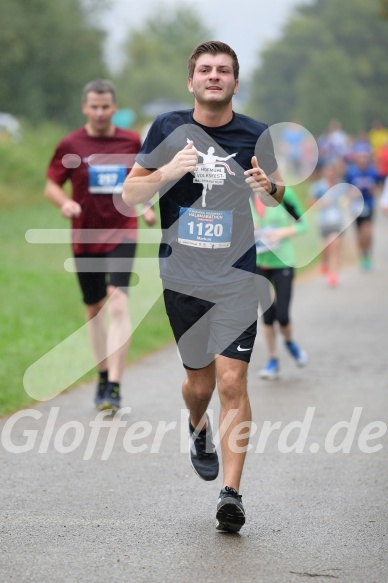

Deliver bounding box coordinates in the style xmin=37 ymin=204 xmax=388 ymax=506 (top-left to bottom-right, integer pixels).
xmin=82 ymin=91 xmax=117 ymax=135
xmin=188 ymin=53 xmax=238 ymax=107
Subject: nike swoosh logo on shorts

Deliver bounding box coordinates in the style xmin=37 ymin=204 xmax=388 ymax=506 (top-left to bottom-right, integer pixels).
xmin=237 ymin=345 xmax=252 ymax=352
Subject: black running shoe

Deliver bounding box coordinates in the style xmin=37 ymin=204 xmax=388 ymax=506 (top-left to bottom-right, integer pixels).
xmin=98 ymin=382 xmax=121 ymax=412
xmin=95 ymin=378 xmax=108 ymax=408
xmin=189 ymin=416 xmax=219 ymax=481
xmin=216 ymin=486 xmax=245 ymax=533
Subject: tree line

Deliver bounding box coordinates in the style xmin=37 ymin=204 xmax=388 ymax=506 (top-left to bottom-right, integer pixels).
xmin=247 ymin=0 xmax=388 ymax=135
xmin=1 ymin=0 xmax=387 ymax=133
xmin=0 ymin=0 xmax=108 ymax=127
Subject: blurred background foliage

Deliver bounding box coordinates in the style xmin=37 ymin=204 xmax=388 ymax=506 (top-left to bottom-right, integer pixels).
xmin=0 ymin=0 xmax=387 ymax=134
xmin=247 ymin=0 xmax=388 ymax=135
xmin=0 ymin=0 xmax=109 ymax=127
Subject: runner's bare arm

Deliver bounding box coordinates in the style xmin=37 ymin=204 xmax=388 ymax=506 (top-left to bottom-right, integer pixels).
xmin=44 ymin=178 xmax=82 ymax=219
xmin=123 ymin=141 xmax=198 ymax=205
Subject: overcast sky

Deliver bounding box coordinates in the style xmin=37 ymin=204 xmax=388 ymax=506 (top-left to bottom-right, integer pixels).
xmin=101 ymin=0 xmax=312 ymax=76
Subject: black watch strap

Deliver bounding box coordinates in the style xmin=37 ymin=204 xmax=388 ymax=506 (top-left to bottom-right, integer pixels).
xmin=268 ymin=179 xmax=278 ymax=196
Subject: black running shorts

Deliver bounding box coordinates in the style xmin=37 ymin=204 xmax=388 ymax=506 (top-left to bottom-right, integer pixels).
xmin=74 ymin=239 xmax=137 ymax=305
xmin=163 ymin=278 xmax=259 ymax=370
xmin=355 ymin=208 xmax=374 ymax=228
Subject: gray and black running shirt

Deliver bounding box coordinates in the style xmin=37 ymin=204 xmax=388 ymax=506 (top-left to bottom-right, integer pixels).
xmin=137 ymin=109 xmax=278 ymax=286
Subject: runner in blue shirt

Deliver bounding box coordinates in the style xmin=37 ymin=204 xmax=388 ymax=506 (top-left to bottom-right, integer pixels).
xmin=345 ymin=144 xmax=381 ymax=270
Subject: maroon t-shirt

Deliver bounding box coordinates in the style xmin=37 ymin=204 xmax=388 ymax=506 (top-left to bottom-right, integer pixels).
xmin=47 ymin=126 xmax=140 ymax=254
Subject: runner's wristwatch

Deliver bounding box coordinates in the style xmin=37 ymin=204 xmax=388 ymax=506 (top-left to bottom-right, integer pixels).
xmin=268 ymin=179 xmax=278 ymax=196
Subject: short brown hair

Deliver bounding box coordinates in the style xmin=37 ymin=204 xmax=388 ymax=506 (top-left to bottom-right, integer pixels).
xmin=187 ymin=41 xmax=239 ymax=80
xmin=82 ymin=79 xmax=117 ymax=103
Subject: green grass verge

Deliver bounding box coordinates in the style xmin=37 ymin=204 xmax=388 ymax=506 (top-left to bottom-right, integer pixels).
xmin=0 ymin=123 xmax=174 ymax=416
xmin=0 ymin=202 xmax=173 ymax=416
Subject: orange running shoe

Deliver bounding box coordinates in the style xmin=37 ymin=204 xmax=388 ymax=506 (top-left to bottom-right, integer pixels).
xmin=328 ymin=273 xmax=338 ymax=287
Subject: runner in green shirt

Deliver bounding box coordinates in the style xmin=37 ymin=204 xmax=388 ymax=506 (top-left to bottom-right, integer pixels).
xmin=251 ymin=187 xmax=308 ymax=379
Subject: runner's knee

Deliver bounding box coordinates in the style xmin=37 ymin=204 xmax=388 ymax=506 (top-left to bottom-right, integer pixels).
xmin=218 ymin=368 xmax=247 ymax=403
xmin=277 ymin=315 xmax=290 ymax=327
xmin=107 ymin=287 xmax=128 ymax=320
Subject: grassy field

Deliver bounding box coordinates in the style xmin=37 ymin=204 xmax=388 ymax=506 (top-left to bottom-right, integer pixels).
xmin=0 ymin=201 xmax=173 ymax=417
xmin=0 ymin=123 xmax=320 ymax=417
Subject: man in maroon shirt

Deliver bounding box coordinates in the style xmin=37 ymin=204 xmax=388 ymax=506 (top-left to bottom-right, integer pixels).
xmin=45 ymin=79 xmax=156 ymax=411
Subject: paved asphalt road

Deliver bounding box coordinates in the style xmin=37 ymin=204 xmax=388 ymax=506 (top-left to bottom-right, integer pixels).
xmin=1 ymin=213 xmax=387 ymax=583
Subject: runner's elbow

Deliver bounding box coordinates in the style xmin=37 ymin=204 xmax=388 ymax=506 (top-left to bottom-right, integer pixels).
xmin=122 ymin=184 xmax=138 ymax=206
